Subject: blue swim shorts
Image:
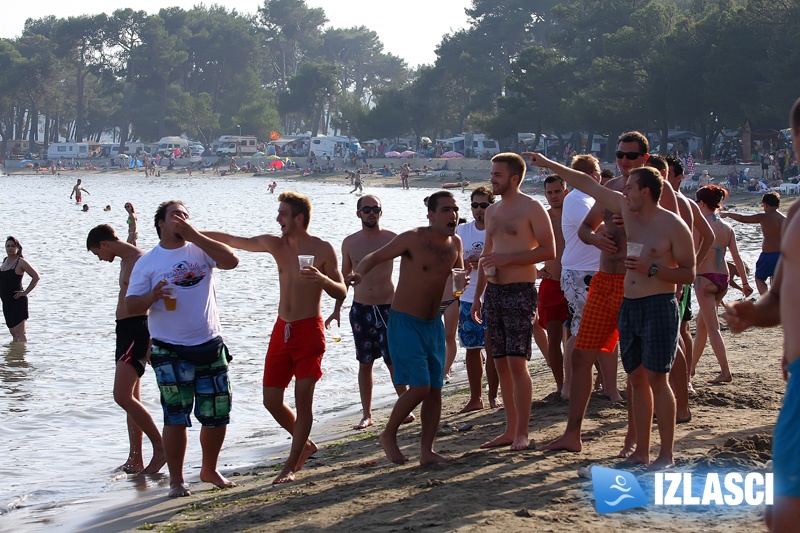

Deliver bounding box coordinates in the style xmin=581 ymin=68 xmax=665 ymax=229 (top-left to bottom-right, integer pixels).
xmin=387 ymin=309 xmax=445 ymax=388
xmin=774 ymin=358 xmax=800 ymax=497
xmin=458 ymin=301 xmax=485 ymax=349
xmin=755 ymin=251 xmax=780 ymax=280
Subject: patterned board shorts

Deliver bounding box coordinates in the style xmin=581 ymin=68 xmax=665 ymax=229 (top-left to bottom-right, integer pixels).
xmin=484 ymin=282 xmax=537 ymax=360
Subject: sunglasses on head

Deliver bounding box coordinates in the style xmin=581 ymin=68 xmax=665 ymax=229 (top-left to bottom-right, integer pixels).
xmin=360 ymin=206 xmax=381 ymax=214
xmin=471 ymin=202 xmax=491 ymax=209
xmin=616 ymin=151 xmax=644 ymax=160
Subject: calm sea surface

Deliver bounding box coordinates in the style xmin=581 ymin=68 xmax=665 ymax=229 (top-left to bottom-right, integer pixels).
xmin=0 ymin=171 xmax=764 ymax=531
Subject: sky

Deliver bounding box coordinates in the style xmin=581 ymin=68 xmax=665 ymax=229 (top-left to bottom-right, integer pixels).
xmin=0 ymin=0 xmax=472 ymax=68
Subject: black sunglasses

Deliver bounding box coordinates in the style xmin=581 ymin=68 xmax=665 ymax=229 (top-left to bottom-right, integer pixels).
xmin=616 ymin=151 xmax=644 ymax=160
xmin=360 ymin=206 xmax=381 ymax=214
xmin=471 ymin=202 xmax=491 ymax=209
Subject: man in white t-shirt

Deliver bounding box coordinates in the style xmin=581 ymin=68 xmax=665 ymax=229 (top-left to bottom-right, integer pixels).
xmin=456 ymin=186 xmax=499 ymax=412
xmin=126 ymin=200 xmax=239 ymax=498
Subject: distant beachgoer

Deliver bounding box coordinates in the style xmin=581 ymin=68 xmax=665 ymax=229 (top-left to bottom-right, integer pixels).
xmin=350 ymin=171 xmax=363 ymax=194
xmin=86 ymin=224 xmax=165 ymax=475
xmin=126 ymin=201 xmax=239 ymax=497
xmin=400 ymin=164 xmax=410 ymax=189
xmin=104 ymin=205 xmax=112 ymax=212
xmin=82 ymin=204 xmax=89 ymax=212
xmin=125 ymin=202 xmax=138 ymax=246
xmin=1 ymin=236 xmax=40 ymax=342
xmin=268 ymin=181 xmax=277 ymax=194
xmin=720 ymin=191 xmax=785 ymax=295
xmin=70 ymin=179 xmax=89 ymax=203
xmin=204 ymin=192 xmax=347 ymax=484
xmin=347 ymin=191 xmax=463 ymax=465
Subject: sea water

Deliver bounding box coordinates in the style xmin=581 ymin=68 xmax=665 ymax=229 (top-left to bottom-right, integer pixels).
xmin=0 ymin=172 xmax=763 ymax=530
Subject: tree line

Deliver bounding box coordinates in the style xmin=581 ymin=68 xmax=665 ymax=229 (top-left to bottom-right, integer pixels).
xmin=1 ymin=0 xmax=797 ymax=159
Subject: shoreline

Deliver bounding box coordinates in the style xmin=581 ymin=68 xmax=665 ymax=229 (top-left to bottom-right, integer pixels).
xmin=73 ymin=324 xmax=781 ymax=532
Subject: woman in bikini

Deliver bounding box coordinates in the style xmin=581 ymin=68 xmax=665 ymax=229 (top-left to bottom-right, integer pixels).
xmin=124 ymin=202 xmax=138 ymax=246
xmin=691 ymin=185 xmax=751 ymax=384
xmin=1 ymin=236 xmax=40 ymax=342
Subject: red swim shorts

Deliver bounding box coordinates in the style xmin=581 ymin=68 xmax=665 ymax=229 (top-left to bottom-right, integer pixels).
xmin=263 ymin=315 xmax=325 ymax=388
xmin=537 ymin=278 xmax=570 ymax=328
xmin=574 ymin=272 xmax=625 ymax=353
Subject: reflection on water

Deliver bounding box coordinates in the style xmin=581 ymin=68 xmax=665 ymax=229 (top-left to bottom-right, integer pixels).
xmin=0 ymin=172 xmax=766 ymax=529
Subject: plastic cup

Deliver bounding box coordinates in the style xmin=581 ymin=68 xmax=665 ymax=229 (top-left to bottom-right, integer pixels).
xmin=298 ymin=255 xmax=315 ymax=269
xmin=452 ymin=268 xmax=467 ymax=297
xmin=626 ymin=242 xmax=644 ymax=258
xmin=330 ymin=324 xmax=341 ymax=342
xmin=163 ymin=285 xmax=177 ymax=311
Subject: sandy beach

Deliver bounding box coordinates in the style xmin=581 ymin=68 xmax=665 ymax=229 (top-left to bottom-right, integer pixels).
xmin=79 ymin=322 xmax=781 ymax=532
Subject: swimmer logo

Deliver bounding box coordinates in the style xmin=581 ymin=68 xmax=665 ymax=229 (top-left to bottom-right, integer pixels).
xmin=591 ymin=466 xmax=648 ymax=514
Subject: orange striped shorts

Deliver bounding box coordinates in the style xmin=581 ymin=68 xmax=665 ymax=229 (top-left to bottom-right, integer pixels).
xmin=574 ymin=271 xmax=625 ymax=353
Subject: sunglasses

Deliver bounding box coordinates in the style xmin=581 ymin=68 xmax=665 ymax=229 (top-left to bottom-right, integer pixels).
xmin=471 ymin=202 xmax=491 ymax=209
xmin=360 ymin=206 xmax=381 ymax=214
xmin=616 ymin=151 xmax=644 ymax=160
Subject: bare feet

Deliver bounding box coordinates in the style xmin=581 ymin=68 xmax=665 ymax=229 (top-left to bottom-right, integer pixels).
xmin=117 ymin=461 xmax=143 ymax=475
xmin=444 ymin=373 xmax=451 ymax=384
xmin=604 ymin=390 xmax=624 ymax=402
xmin=458 ymin=399 xmax=484 ymax=413
xmin=353 ymin=417 xmax=374 ymax=430
xmin=619 ymin=452 xmax=650 ymax=467
xmin=708 ymin=372 xmax=732 ymax=384
xmin=379 ymin=432 xmax=408 ymax=464
xmin=293 ymin=440 xmax=318 ymax=473
xmin=677 ymin=412 xmax=692 ymax=424
xmin=420 ymin=451 xmax=455 ymax=465
xmin=402 ymin=413 xmax=416 ymax=424
xmin=272 ymin=468 xmax=295 ymax=485
xmin=168 ymin=482 xmax=192 ymax=497
xmin=141 ymin=448 xmax=166 ymax=475
xmin=560 ymin=390 xmax=570 ymax=401
xmin=200 ymin=469 xmax=236 ymax=489
xmin=687 ymin=381 xmax=696 ymax=394
xmin=511 ymin=436 xmax=531 ymax=451
xmin=648 ymin=454 xmax=675 ymax=470
xmin=617 ymin=443 xmax=636 ymax=459
xmin=488 ymin=397 xmax=503 ymax=409
xmin=538 ymin=434 xmax=582 ymax=452
xmin=481 ymin=433 xmax=514 ymax=449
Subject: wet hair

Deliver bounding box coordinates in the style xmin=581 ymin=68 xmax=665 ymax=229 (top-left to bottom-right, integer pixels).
xmin=86 ymin=224 xmax=119 ymax=250
xmin=630 ymin=167 xmax=664 ymax=202
xmin=695 ymin=184 xmax=728 ymax=210
xmin=618 ymin=131 xmax=649 ymax=154
xmin=278 ymin=191 xmax=312 ymax=228
xmin=762 ymin=191 xmax=780 ymax=207
xmin=544 ymin=174 xmax=566 ymax=188
xmin=5 ymin=236 xmax=23 ymax=257
xmin=600 ymin=169 xmax=615 ymax=182
xmin=470 ymin=185 xmax=495 ymax=203
xmin=154 ymin=200 xmax=186 ymax=238
xmin=491 ymin=152 xmax=526 ymax=181
xmin=665 ymin=154 xmax=684 ymax=177
xmin=356 ymin=194 xmax=380 ymax=210
xmin=427 ymin=190 xmax=455 ymax=212
xmin=647 ymin=154 xmax=668 ymax=174
xmin=792 ymin=96 xmax=800 ymax=132
xmin=571 ymin=154 xmax=599 ymax=176
xmin=124 ymin=201 xmax=136 ymax=214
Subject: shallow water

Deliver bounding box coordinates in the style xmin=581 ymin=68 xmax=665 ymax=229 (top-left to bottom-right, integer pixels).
xmin=0 ymin=172 xmax=764 ymax=530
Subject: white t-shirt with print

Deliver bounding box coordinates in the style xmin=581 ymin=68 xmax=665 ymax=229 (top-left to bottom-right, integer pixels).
xmin=127 ymin=242 xmax=221 ymax=345
xmin=561 ymin=188 xmax=601 ymax=271
xmin=456 ymin=220 xmax=485 ymax=304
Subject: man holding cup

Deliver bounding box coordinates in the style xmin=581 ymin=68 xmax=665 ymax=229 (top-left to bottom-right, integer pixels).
xmin=126 ymin=201 xmax=240 ymax=497
xmin=204 ymin=191 xmax=347 ymax=484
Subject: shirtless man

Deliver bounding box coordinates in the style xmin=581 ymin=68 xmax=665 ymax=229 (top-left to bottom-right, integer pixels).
xmin=537 ymin=175 xmax=570 ymax=394
xmin=528 ymin=154 xmax=695 ymax=469
xmin=205 ymin=192 xmax=347 ymax=484
xmin=326 ymin=195 xmax=411 ymax=430
xmin=347 ymin=191 xmax=463 ymax=465
xmin=87 ymin=224 xmax=165 ymax=475
xmin=721 ymin=191 xmax=785 ymax=295
xmin=70 ymin=178 xmax=89 ymax=203
xmin=471 ymin=153 xmax=555 ymax=451
xmin=539 ymin=132 xmax=680 ymax=455
xmin=723 ymin=96 xmax=800 ymax=533
xmin=400 ymin=163 xmax=410 ymax=189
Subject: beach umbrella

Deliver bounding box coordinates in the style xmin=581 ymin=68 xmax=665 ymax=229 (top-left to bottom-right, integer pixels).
xmin=441 ymin=151 xmax=464 ymax=158
xmin=265 ymin=154 xmax=281 ymax=160
xmin=400 ymin=150 xmax=416 ymax=158
xmin=269 ymin=159 xmax=284 ymax=169
xmin=117 ymin=153 xmax=130 ymax=159
xmin=252 ymin=151 xmax=266 ymax=157
xmin=385 ymin=151 xmax=401 ymax=158
xmin=420 ymin=136 xmax=432 ymax=144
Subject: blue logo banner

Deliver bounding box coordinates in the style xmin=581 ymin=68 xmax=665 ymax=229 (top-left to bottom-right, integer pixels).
xmin=591 ymin=466 xmax=648 ymax=514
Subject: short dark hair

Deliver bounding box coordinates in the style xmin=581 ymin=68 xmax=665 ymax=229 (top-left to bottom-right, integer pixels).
xmin=630 ymin=167 xmax=663 ymax=202
xmin=647 ymin=154 xmax=668 ymax=173
xmin=154 ymin=200 xmax=185 ymax=238
xmin=427 ymin=190 xmax=454 ymax=212
xmin=600 ymin=169 xmax=615 ymax=182
xmin=665 ymin=154 xmax=684 ymax=177
xmin=86 ymin=224 xmax=119 ymax=250
xmin=491 ymin=152 xmax=526 ymax=181
xmin=356 ymin=194 xmax=380 ymax=210
xmin=696 ymin=184 xmax=728 ymax=210
xmin=278 ymin=191 xmax=312 ymax=228
xmin=544 ymin=174 xmax=566 ymax=188
xmin=618 ymin=131 xmax=649 ymax=154
xmin=763 ymin=191 xmax=780 ymax=207
xmin=470 ymin=186 xmax=495 ymax=203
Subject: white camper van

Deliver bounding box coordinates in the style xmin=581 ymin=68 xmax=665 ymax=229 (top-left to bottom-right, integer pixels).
xmin=157 ymin=136 xmax=189 ymax=156
xmin=308 ymin=136 xmax=363 ymax=158
xmin=110 ymin=142 xmax=153 ymax=157
xmin=47 ymin=142 xmax=90 ymax=159
xmin=214 ymin=135 xmax=259 ymax=157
